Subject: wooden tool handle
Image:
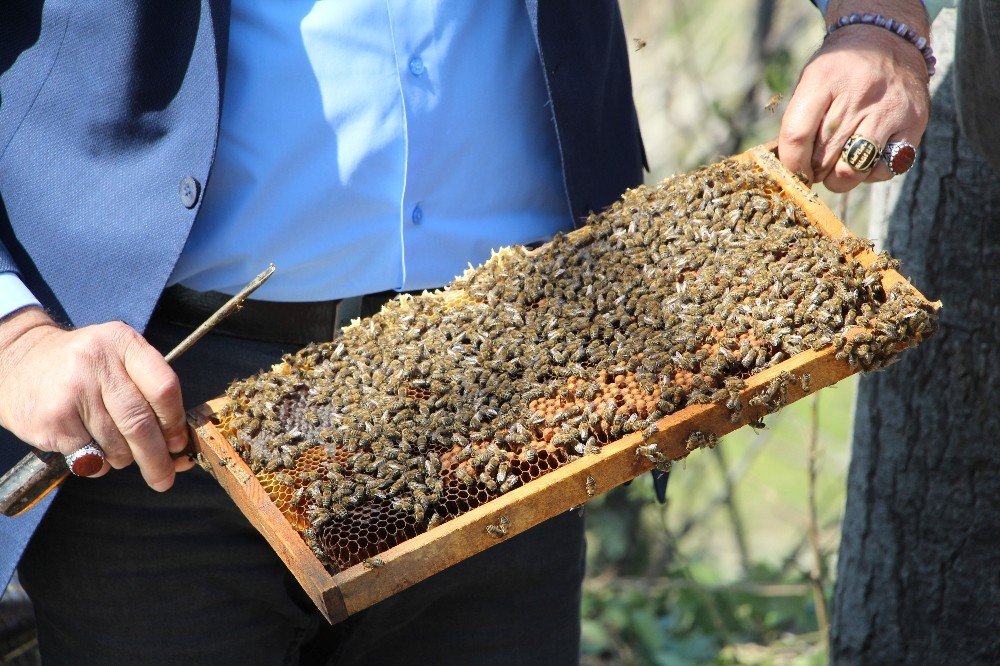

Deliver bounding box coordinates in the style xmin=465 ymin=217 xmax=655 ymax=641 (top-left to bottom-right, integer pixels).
xmin=0 ymin=265 xmax=275 ymax=518
xmin=0 ymin=451 xmax=67 ymax=516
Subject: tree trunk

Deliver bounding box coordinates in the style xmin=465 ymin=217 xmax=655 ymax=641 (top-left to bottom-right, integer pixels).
xmin=830 ymin=69 xmax=1000 ymax=664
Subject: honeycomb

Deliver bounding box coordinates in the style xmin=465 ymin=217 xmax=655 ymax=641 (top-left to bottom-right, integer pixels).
xmin=215 ymin=155 xmax=937 ymax=571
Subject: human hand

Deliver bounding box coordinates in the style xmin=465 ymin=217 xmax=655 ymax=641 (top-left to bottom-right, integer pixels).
xmin=0 ymin=307 xmax=194 ymax=491
xmin=779 ymin=2 xmax=931 ymax=192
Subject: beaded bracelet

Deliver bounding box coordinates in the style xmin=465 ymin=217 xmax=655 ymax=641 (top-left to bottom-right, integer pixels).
xmin=827 ymin=13 xmax=936 ymax=76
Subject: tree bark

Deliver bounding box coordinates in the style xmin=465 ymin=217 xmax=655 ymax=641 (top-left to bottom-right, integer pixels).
xmin=831 ymin=69 xmax=1000 ymax=664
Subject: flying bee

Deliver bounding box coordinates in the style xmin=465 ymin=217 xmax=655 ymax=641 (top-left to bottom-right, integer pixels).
xmin=632 ymin=37 xmax=647 ymax=51
xmin=764 ymin=93 xmax=783 ymax=113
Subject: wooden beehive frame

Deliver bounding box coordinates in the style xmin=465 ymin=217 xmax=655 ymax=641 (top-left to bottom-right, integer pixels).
xmin=186 ymin=144 xmax=938 ymax=623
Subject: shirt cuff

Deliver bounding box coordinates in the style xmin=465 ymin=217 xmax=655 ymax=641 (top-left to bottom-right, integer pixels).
xmin=0 ymin=273 xmax=42 ymax=321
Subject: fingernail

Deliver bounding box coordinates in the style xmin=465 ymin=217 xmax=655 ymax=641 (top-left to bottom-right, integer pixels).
xmin=174 ymin=457 xmax=196 ymax=473
xmin=166 ymin=433 xmax=189 ymax=453
xmin=152 ymin=476 xmax=174 ymax=492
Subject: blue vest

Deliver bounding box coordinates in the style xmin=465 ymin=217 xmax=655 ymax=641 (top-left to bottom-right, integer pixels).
xmin=0 ymin=0 xmax=644 ymax=587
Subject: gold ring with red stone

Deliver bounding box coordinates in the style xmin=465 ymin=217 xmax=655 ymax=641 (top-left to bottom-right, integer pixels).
xmin=841 ymin=135 xmax=882 ymax=173
xmin=882 ymin=141 xmax=917 ymax=177
xmin=65 ymin=441 xmax=105 ymax=477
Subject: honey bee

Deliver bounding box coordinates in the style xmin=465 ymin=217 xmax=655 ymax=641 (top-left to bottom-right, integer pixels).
xmin=635 ymin=443 xmax=666 ymax=464
xmin=309 ymin=508 xmax=332 ymax=527
xmin=800 ymin=372 xmax=812 ymax=392
xmin=302 ymin=527 xmax=320 ymax=551
xmin=764 ymin=93 xmax=783 ymax=113
xmin=632 ymin=37 xmax=647 ymax=51
xmin=486 ymin=515 xmax=510 ymax=538
xmin=362 ymin=557 xmax=385 ymax=570
xmin=585 ymin=475 xmax=597 ymax=497
xmin=684 ymin=430 xmax=718 ymax=452
xmin=500 ymin=475 xmax=520 ymax=492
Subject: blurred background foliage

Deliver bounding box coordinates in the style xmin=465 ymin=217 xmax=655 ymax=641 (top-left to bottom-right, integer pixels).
xmin=581 ymin=2 xmax=865 ymax=663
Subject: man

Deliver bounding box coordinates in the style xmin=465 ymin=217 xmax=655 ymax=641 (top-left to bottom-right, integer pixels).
xmin=0 ymin=0 xmax=931 ymax=662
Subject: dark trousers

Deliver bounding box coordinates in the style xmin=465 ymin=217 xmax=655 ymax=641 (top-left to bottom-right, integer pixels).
xmin=18 ymin=319 xmax=586 ymax=665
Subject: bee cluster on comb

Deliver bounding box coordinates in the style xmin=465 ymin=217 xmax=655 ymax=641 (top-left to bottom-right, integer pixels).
xmin=214 ymin=155 xmax=937 ymax=572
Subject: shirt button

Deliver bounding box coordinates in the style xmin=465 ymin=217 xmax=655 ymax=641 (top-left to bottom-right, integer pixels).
xmin=411 ymin=206 xmax=423 ymax=224
xmin=408 ymin=56 xmax=425 ymax=77
xmin=179 ymin=176 xmax=201 ymax=209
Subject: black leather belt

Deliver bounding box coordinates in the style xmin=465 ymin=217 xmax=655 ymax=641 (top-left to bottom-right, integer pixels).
xmin=152 ymin=284 xmax=401 ymax=346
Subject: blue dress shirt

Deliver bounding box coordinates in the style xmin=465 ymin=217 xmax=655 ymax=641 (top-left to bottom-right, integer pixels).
xmin=168 ymin=0 xmax=572 ymax=301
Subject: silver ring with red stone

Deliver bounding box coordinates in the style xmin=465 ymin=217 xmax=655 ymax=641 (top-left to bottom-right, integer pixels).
xmin=882 ymin=141 xmax=917 ymax=176
xmin=65 ymin=441 xmax=106 ymax=477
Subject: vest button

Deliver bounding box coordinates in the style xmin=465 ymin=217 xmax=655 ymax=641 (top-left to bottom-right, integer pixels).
xmin=179 ymin=176 xmax=201 ymax=209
